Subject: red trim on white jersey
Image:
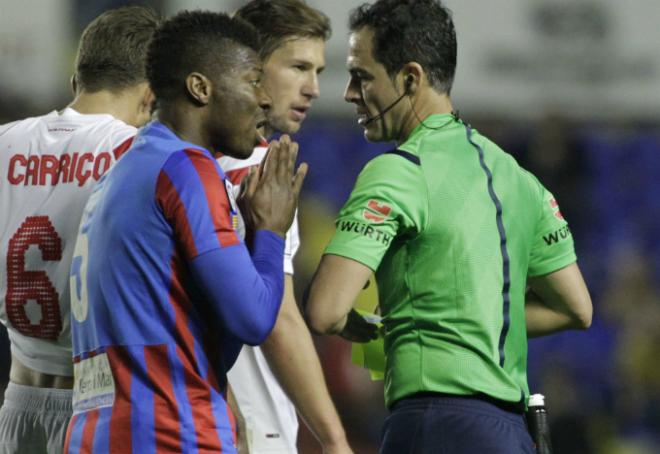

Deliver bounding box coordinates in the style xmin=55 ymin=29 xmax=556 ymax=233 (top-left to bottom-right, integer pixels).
xmin=112 ymin=136 xmax=134 ymax=160
xmin=219 ymin=146 xmax=268 ymax=174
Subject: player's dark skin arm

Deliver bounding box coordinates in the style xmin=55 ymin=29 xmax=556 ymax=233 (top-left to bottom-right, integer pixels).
xmin=525 ymin=263 xmax=592 ymax=337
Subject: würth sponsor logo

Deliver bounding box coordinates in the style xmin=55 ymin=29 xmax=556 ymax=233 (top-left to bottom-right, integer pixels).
xmin=337 ymin=220 xmax=392 ymax=246
xmin=7 ymin=152 xmax=113 ymax=187
xmin=362 ymin=199 xmax=392 ymax=223
xmin=543 ymin=225 xmax=571 ymax=245
xmin=549 ymin=198 xmax=564 ymax=220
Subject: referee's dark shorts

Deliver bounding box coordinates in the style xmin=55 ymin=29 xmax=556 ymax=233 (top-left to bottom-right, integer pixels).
xmin=380 ymin=393 xmax=535 ymax=454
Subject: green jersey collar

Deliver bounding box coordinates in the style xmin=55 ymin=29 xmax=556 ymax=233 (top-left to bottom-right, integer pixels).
xmin=402 ymin=113 xmax=458 ymax=147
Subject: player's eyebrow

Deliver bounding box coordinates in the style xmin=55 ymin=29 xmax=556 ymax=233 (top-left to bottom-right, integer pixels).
xmin=290 ymin=59 xmax=326 ymax=74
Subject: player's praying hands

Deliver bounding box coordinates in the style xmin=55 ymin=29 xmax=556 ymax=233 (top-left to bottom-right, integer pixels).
xmin=238 ymin=135 xmax=308 ymax=238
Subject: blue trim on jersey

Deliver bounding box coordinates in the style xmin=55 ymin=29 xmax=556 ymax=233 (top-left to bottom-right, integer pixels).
xmin=190 ymin=229 xmax=284 ymax=345
xmin=78 ymin=347 xmax=105 ymax=361
xmin=384 ymin=149 xmax=421 ymax=165
xmin=129 ymin=347 xmax=156 ymax=453
xmin=212 ymin=399 xmax=238 ymax=454
xmin=68 ymin=413 xmax=86 ymax=453
xmin=190 ymin=317 xmax=210 ymax=379
xmin=167 ymin=342 xmax=198 ymax=453
xmin=465 ymin=125 xmax=512 ymax=368
xmin=135 ymin=121 xmax=209 ymax=157
xmin=93 ymin=407 xmax=112 ymax=453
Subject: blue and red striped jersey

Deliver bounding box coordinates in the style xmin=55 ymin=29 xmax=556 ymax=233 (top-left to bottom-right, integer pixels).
xmin=66 ymin=121 xmax=286 ymax=453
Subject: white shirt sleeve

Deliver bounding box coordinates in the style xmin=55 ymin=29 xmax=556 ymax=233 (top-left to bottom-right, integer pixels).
xmin=283 ymin=210 xmax=300 ymax=275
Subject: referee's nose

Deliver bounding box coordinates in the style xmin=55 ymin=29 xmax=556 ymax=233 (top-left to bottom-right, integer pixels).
xmin=344 ymin=75 xmax=362 ymax=105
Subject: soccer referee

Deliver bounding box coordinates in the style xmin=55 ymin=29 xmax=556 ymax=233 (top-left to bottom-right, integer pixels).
xmin=305 ymin=0 xmax=593 ymax=452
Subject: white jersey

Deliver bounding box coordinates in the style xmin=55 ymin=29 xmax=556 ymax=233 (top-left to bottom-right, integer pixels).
xmin=0 ymin=108 xmax=135 ymax=376
xmin=220 ymin=147 xmax=301 ymax=453
xmin=220 ymin=146 xmax=299 ymax=274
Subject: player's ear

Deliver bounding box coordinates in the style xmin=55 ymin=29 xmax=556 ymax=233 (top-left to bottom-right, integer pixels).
xmin=140 ymin=84 xmax=155 ymax=114
xmin=134 ymin=83 xmax=155 ymax=126
xmin=70 ymin=75 xmax=78 ymax=96
xmin=185 ymin=72 xmax=212 ymax=106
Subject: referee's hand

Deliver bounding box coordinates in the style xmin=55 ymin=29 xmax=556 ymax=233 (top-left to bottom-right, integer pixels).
xmin=339 ymin=309 xmax=379 ymax=343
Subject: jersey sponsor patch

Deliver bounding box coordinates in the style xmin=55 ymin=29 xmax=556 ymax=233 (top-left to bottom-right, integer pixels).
xmin=549 ymin=197 xmax=564 ymax=220
xmin=543 ymin=225 xmax=571 ymax=246
xmin=224 ymin=179 xmax=240 ymax=231
xmin=72 ymin=352 xmax=116 ymax=414
xmin=362 ymin=199 xmax=392 ymax=223
xmin=336 ymin=219 xmax=392 ymax=246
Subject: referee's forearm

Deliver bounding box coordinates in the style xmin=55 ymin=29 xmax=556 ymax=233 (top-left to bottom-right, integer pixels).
xmin=525 ymin=291 xmax=589 ymax=337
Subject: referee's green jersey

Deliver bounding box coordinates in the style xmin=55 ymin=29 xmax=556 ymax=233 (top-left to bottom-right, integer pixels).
xmin=325 ymin=114 xmax=577 ymax=408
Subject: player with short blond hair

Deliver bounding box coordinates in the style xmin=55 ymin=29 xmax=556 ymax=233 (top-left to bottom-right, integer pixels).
xmin=0 ymin=6 xmax=159 ymax=454
xmin=222 ymin=1 xmax=352 ymax=453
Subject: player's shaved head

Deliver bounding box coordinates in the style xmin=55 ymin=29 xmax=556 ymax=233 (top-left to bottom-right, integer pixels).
xmin=147 ymin=11 xmax=261 ymax=106
xmin=74 ymin=6 xmax=160 ymax=93
xmin=349 ymin=0 xmax=456 ymax=94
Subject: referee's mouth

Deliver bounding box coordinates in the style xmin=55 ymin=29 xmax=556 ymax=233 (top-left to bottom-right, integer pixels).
xmin=357 ymin=114 xmax=370 ymax=126
xmin=356 ymin=108 xmax=370 ymax=126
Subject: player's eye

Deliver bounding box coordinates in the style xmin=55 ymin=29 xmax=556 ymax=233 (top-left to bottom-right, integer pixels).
xmin=250 ymin=79 xmax=261 ymax=88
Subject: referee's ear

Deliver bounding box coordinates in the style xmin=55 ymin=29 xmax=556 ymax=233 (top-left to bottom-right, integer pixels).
xmin=399 ymin=62 xmax=424 ymax=94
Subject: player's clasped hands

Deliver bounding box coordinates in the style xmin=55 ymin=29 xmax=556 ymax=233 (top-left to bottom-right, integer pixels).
xmin=238 ymin=135 xmax=308 ymax=238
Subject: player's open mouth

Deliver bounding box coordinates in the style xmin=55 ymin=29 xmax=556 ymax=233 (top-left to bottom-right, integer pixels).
xmin=290 ymin=107 xmax=307 ymax=121
xmin=256 ymin=119 xmax=268 ymax=129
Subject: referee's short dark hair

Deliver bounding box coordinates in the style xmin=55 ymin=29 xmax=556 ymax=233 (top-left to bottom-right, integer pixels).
xmin=349 ymin=0 xmax=457 ymax=95
xmin=146 ymin=10 xmax=261 ymax=105
xmin=74 ymin=6 xmax=160 ymax=93
xmin=235 ymin=0 xmax=331 ymax=59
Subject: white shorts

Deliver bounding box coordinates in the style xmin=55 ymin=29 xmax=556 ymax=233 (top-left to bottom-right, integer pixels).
xmin=228 ymin=346 xmax=299 ymax=453
xmin=0 ymin=382 xmax=72 ymax=454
